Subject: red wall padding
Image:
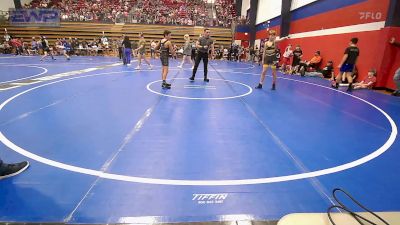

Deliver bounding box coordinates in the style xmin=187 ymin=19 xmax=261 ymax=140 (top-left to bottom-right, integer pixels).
xmin=290 ymin=0 xmax=389 ymax=34
xmin=235 ymin=0 xmax=399 ymax=89
xmin=276 ymin=27 xmax=400 ymax=89
xmin=377 ymin=27 xmax=400 ymax=89
xmin=235 ymin=32 xmax=250 ymax=40
xmin=256 ymin=26 xmax=280 ymax=40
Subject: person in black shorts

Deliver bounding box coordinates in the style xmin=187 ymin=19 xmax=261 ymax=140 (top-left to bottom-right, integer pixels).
xmin=155 ymin=30 xmax=175 ymax=89
xmin=332 ymin=37 xmax=359 ymax=91
xmin=118 ymin=35 xmax=124 ymax=61
xmin=40 ymin=36 xmax=55 ymax=61
xmin=291 ymin=45 xmax=303 ymax=74
xmin=255 ymin=30 xmax=288 ymax=90
xmin=189 ymin=28 xmax=214 ymax=82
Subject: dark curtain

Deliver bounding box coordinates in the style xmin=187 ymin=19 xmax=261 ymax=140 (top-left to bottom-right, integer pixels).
xmin=14 ymin=0 xmax=22 ymax=9
xmin=280 ymin=0 xmax=292 ymax=37
xmin=385 ymin=0 xmax=400 ymax=27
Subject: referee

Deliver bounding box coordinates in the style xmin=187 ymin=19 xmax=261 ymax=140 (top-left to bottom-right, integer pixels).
xmin=189 ymin=28 xmax=214 ymax=82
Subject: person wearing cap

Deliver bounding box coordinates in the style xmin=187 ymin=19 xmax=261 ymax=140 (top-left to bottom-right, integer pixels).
xmin=353 ymin=69 xmax=377 ymax=89
xmin=255 ymin=29 xmax=289 ymax=90
xmin=298 ymin=50 xmax=322 ymax=76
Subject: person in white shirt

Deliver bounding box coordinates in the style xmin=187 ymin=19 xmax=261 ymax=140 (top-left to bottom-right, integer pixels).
xmin=281 ymin=44 xmax=293 ymax=74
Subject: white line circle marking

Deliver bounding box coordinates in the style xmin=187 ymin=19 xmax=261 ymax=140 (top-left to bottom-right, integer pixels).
xmin=146 ymin=78 xmax=253 ymax=100
xmin=0 ymin=71 xmax=397 ymax=186
xmin=0 ymin=65 xmax=48 ymax=84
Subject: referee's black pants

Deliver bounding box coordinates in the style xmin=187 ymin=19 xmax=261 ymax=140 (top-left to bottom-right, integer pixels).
xmin=192 ymin=51 xmax=208 ymax=78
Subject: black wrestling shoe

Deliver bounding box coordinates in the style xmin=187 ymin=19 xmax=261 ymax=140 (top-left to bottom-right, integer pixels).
xmin=162 ymin=82 xmax=171 ymax=89
xmin=0 ymin=161 xmax=29 ymax=179
xmin=271 ymin=83 xmax=276 ymax=90
xmin=347 ymin=83 xmax=353 ymax=92
xmin=189 ymin=76 xmax=195 ymax=81
xmin=204 ymin=77 xmax=209 ymax=82
xmin=255 ymin=83 xmax=262 ymax=89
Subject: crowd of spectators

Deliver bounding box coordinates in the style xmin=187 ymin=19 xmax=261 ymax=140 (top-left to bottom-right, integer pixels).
xmin=130 ymin=0 xmax=209 ymax=26
xmin=22 ymin=0 xmax=237 ymax=27
xmin=0 ymin=32 xmax=121 ymax=56
xmin=25 ymin=0 xmax=135 ymax=23
xmin=214 ymin=0 xmax=236 ymax=27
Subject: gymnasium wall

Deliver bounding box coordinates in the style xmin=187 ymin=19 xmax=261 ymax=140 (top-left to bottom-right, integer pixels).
xmin=241 ymin=0 xmax=250 ymax=17
xmin=377 ymin=27 xmax=400 ymax=90
xmin=236 ymin=0 xmax=399 ymax=89
xmin=256 ymin=0 xmax=282 ymax=25
xmin=1 ymin=0 xmax=32 ymax=11
xmin=256 ymin=0 xmax=319 ymax=25
xmin=235 ymin=25 xmax=250 ymax=40
xmin=0 ymin=0 xmax=16 ymax=11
